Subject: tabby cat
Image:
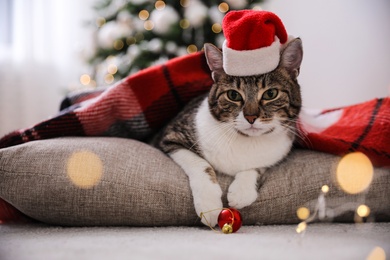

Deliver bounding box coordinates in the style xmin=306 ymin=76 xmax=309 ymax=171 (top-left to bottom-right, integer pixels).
xmin=156 ymin=38 xmax=303 ymax=226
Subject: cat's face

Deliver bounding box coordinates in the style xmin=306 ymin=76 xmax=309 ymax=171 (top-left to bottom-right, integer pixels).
xmin=204 ymin=38 xmax=303 ymax=138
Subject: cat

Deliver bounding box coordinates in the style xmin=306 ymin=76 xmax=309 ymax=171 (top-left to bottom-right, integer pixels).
xmin=156 ymin=37 xmax=303 ymax=227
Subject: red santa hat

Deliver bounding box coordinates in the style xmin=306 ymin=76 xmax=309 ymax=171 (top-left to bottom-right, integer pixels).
xmin=222 ymin=10 xmax=288 ymax=76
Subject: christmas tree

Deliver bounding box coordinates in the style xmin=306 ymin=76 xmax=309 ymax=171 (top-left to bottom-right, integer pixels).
xmin=82 ymin=0 xmax=265 ymax=87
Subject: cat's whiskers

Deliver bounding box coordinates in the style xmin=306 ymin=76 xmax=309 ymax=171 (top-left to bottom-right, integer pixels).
xmin=280 ymin=117 xmax=312 ymax=148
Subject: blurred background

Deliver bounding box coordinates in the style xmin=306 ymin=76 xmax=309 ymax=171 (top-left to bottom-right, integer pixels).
xmin=0 ymin=0 xmax=389 ymax=137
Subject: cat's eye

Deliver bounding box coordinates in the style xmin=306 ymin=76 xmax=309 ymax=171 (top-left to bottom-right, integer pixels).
xmin=226 ymin=90 xmax=243 ymax=102
xmin=262 ymin=88 xmax=279 ymax=100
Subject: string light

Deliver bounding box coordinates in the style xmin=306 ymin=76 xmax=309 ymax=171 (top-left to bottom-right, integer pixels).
xmin=212 ymin=23 xmax=222 ymax=33
xmin=321 ymin=185 xmax=329 ymax=194
xmin=356 ymin=204 xmax=370 ymax=218
xmin=296 ymin=222 xmax=307 ymax=234
xmin=80 ymin=74 xmax=91 ymax=86
xmin=144 ymin=20 xmax=154 ymax=31
xmin=138 ymin=10 xmax=149 ymax=20
xmin=155 ymin=0 xmax=166 ymax=10
xmin=187 ymin=44 xmax=197 ymax=53
xmin=218 ymin=2 xmax=229 ymax=13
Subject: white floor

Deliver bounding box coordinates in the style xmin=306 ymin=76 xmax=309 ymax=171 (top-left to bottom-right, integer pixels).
xmin=0 ymin=223 xmax=389 ymax=260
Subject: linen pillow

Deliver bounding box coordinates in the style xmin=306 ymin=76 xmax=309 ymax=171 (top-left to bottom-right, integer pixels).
xmin=0 ymin=137 xmax=389 ymax=226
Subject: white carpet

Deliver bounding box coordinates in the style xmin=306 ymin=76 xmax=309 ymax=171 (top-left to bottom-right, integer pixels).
xmin=0 ymin=223 xmax=389 ymax=260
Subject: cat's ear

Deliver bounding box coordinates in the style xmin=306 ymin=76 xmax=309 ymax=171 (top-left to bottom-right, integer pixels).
xmin=204 ymin=43 xmax=224 ymax=81
xmin=280 ymin=38 xmax=303 ymax=79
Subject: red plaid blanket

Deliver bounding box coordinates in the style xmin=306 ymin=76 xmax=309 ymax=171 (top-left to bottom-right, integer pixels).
xmin=0 ymin=52 xmax=213 ymax=147
xmin=0 ymin=51 xmax=389 ymax=223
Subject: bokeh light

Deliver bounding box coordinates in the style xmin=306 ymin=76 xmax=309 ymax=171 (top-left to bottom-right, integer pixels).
xmin=336 ymin=152 xmax=373 ymax=194
xmin=67 ymin=151 xmax=103 ymax=189
xmin=107 ymin=64 xmax=118 ymax=75
xmin=218 ymin=2 xmax=229 ymax=13
xmin=367 ymin=247 xmax=386 ymax=260
xmin=180 ymin=19 xmax=190 ymax=29
xmin=296 ymin=207 xmax=310 ymax=220
xmin=113 ymin=39 xmax=124 ymax=50
xmin=155 ymin=0 xmax=166 ymax=10
xmin=144 ymin=20 xmax=154 ymax=31
xmin=80 ymin=74 xmax=91 ymax=86
xmin=126 ymin=36 xmax=136 ymax=45
xmin=95 ymin=17 xmax=106 ymax=27
xmin=104 ymin=74 xmax=114 ymax=84
xmin=180 ymin=0 xmax=190 ymax=7
xmin=138 ymin=10 xmax=149 ymax=20
xmin=212 ymin=23 xmax=222 ymax=34
xmin=187 ymin=44 xmax=197 ymax=54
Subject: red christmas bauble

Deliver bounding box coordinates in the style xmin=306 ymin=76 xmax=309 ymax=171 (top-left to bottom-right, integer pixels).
xmin=218 ymin=208 xmax=242 ymax=234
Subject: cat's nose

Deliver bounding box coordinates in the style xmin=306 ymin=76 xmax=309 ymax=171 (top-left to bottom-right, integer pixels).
xmin=244 ymin=115 xmax=257 ymax=124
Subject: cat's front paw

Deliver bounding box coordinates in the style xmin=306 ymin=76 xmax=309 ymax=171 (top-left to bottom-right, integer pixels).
xmin=193 ymin=184 xmax=223 ymax=227
xmin=228 ymin=171 xmax=258 ymax=209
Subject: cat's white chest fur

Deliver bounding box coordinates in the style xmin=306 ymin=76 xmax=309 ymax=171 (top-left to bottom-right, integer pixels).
xmin=195 ymin=98 xmax=292 ymax=176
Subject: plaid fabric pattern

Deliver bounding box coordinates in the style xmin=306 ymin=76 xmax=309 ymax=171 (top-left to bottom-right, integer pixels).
xmin=297 ymin=98 xmax=390 ymax=167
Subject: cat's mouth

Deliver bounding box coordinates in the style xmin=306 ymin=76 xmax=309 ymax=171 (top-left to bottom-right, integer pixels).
xmin=236 ymin=125 xmax=275 ymax=137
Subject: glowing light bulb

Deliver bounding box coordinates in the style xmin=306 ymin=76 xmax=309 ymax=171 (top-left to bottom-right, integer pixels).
xmin=321 ymin=185 xmax=330 ymax=194
xmin=296 ymin=222 xmax=307 ymax=234
xmin=356 ymin=205 xmax=370 ymax=218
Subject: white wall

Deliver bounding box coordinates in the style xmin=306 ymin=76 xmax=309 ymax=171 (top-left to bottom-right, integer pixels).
xmin=0 ymin=0 xmax=95 ymax=137
xmin=264 ymin=0 xmax=390 ymax=109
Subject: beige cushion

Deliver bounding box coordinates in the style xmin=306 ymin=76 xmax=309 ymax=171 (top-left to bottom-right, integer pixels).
xmin=0 ymin=137 xmax=389 ymax=226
